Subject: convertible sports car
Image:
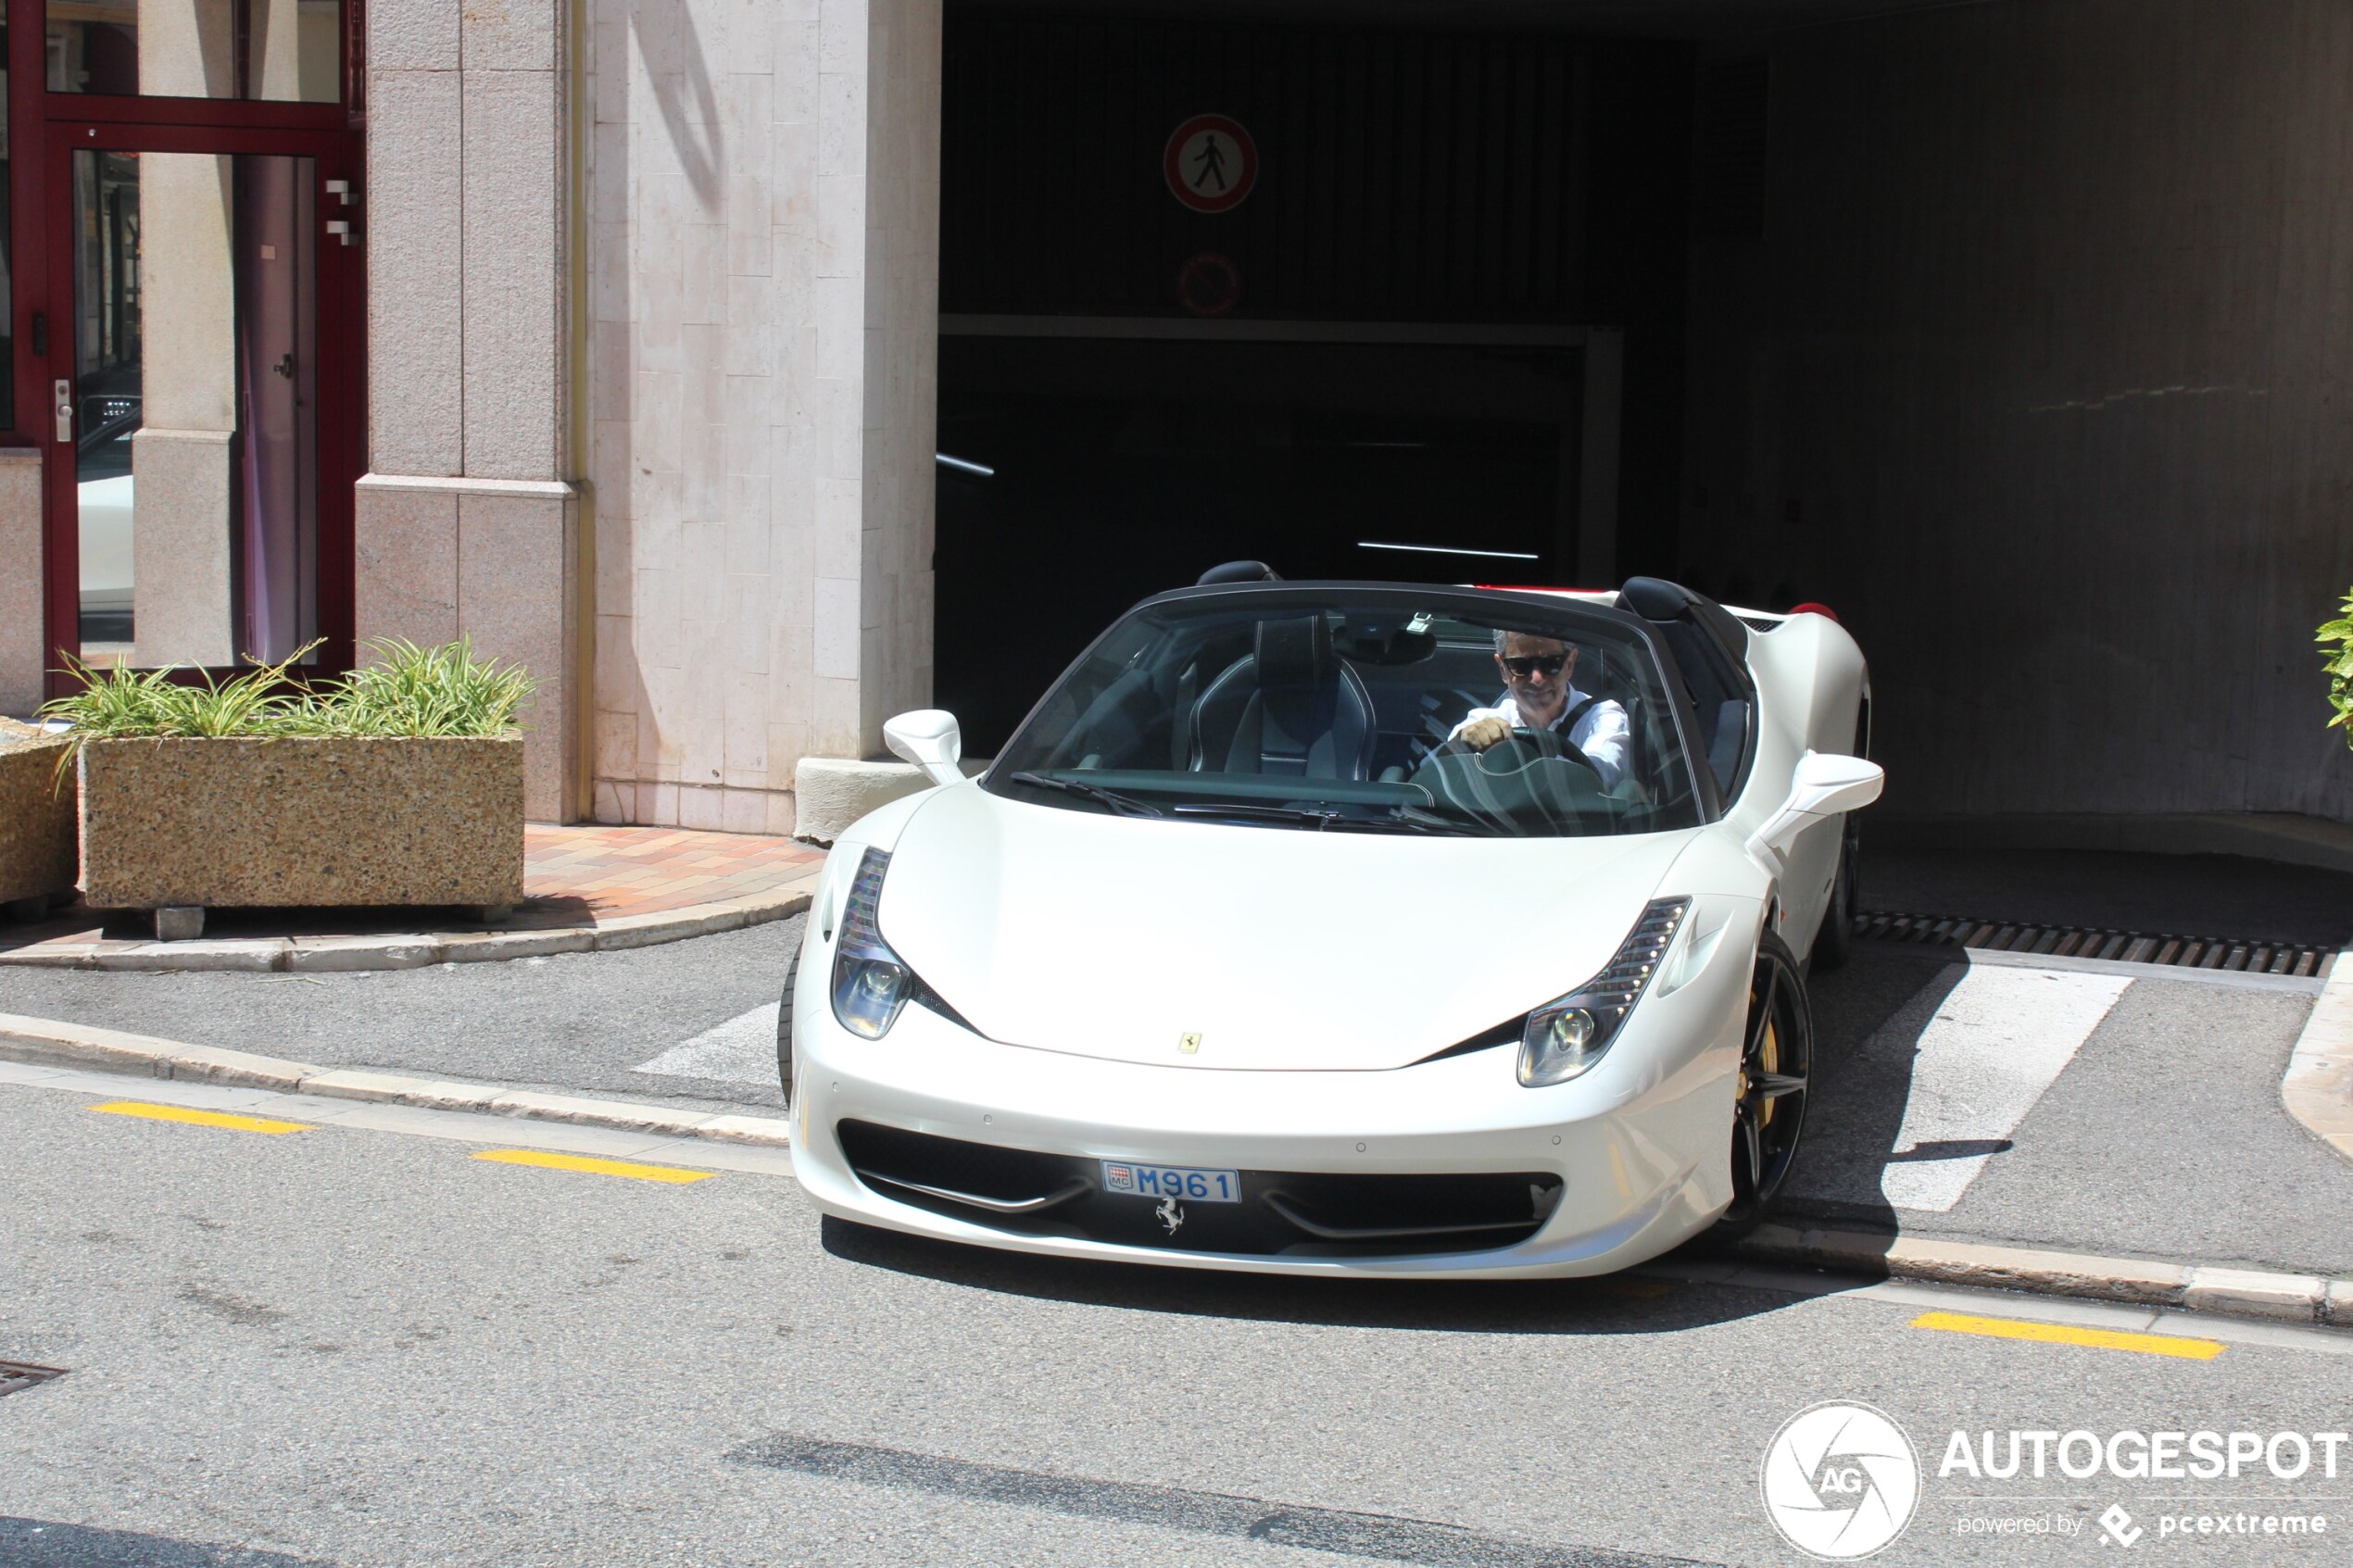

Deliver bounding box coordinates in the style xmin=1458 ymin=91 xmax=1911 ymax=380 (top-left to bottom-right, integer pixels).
xmin=782 ymin=573 xmax=1880 ymax=1278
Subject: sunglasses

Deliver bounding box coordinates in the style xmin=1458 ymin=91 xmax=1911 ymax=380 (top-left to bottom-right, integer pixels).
xmin=1500 ymin=654 xmax=1569 ymax=678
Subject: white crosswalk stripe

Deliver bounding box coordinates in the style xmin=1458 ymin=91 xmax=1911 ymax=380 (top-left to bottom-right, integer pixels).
xmin=632 ymin=1004 xmax=780 ymax=1087
xmin=1876 ymin=965 xmax=2130 ymax=1211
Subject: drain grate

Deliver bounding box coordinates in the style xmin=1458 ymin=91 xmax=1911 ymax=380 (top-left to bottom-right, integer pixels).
xmin=1854 ymin=911 xmax=2337 ymax=979
xmin=0 ymin=1361 xmax=65 ymax=1397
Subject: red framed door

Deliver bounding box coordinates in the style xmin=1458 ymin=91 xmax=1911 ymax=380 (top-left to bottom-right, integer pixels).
xmin=34 ymin=121 xmax=362 ymax=687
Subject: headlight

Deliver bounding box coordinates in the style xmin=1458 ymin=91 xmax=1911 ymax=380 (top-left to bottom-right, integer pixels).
xmin=832 ymin=848 xmax=912 ymax=1039
xmin=825 ymin=847 xmax=975 ymax=1040
xmin=1517 ymin=897 xmax=1691 ymax=1086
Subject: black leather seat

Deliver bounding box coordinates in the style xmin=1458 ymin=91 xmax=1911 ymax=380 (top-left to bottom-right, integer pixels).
xmin=1188 ymin=616 xmax=1378 ymax=778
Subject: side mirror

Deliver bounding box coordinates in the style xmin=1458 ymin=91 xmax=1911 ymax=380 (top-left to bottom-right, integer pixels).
xmin=883 ymin=709 xmax=965 ymax=788
xmin=1744 ymin=751 xmax=1883 ymax=867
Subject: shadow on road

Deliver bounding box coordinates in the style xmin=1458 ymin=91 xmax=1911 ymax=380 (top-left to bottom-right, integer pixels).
xmin=1768 ymin=944 xmax=1964 ymax=1244
xmin=823 ymin=1214 xmax=1818 ymax=1336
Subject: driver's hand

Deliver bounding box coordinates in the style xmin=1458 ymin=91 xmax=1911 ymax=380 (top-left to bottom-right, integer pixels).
xmin=1456 ymin=716 xmax=1512 ymax=751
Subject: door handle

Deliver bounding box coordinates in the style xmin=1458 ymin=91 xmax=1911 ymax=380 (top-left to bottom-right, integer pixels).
xmin=272 ymin=353 xmax=295 ymax=379
xmin=53 ymin=380 xmax=72 ymax=445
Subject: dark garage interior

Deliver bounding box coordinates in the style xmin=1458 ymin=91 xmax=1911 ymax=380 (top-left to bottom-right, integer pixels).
xmin=933 ymin=0 xmax=2353 ymax=841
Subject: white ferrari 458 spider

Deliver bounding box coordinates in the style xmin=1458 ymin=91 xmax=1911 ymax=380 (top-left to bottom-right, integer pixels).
xmin=783 ymin=573 xmax=1880 ymax=1278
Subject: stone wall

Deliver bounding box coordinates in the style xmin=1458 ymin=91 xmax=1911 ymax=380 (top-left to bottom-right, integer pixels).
xmin=1683 ymin=0 xmax=2353 ymax=822
xmin=580 ymin=0 xmax=941 ymax=832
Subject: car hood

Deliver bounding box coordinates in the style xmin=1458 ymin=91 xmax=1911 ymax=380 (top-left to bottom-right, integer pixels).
xmin=875 ymin=784 xmax=1700 ymax=1072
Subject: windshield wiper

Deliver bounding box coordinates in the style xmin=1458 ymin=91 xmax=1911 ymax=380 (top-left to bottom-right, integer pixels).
xmin=1168 ymin=801 xmax=1340 ymax=829
xmin=1335 ymin=809 xmax=1481 ymax=836
xmin=1004 ymin=771 xmax=1164 ymax=819
xmin=1166 ymin=802 xmax=1478 ymax=835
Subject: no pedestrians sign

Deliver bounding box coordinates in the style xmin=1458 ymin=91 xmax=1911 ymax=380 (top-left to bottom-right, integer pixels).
xmin=1164 ymin=114 xmax=1258 ymax=214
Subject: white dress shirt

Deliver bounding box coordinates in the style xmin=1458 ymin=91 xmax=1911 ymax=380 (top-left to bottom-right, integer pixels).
xmin=1445 ymin=686 xmax=1631 ymax=790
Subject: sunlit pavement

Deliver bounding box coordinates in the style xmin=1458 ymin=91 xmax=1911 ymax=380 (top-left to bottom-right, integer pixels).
xmin=4 ymin=1070 xmax=2351 ymax=1568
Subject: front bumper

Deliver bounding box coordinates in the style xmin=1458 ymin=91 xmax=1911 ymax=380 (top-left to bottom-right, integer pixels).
xmin=787 ymin=945 xmax=1749 ymax=1280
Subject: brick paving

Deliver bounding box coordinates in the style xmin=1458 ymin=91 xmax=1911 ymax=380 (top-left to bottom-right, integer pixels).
xmin=523 ymin=824 xmax=824 ymax=920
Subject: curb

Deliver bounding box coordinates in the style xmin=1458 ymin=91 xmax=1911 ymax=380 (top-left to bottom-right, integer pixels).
xmin=0 ymin=884 xmax=816 ymax=972
xmin=1731 ymin=1223 xmax=2353 ymax=1331
xmin=2282 ymin=947 xmax=2353 ymax=1166
xmin=0 ymin=1013 xmax=794 ymax=1149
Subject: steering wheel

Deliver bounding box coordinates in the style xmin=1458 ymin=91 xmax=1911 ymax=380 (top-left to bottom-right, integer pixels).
xmin=1479 ymin=726 xmax=1602 ymax=778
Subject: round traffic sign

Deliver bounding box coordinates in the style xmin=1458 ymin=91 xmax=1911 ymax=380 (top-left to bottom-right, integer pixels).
xmin=1164 ymin=115 xmax=1258 ymax=214
xmin=1176 ymin=252 xmax=1241 ymax=316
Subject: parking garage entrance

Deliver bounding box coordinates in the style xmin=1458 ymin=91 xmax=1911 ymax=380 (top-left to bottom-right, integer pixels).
xmin=935 ymin=325 xmax=1624 ymax=747
xmin=934 ymin=9 xmax=1693 ymax=753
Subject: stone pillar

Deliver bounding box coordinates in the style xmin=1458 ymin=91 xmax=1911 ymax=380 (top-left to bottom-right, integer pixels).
xmin=581 ymin=0 xmax=939 ymax=830
xmin=0 ymin=450 xmax=44 ymax=715
xmin=359 ymin=0 xmax=582 ymax=821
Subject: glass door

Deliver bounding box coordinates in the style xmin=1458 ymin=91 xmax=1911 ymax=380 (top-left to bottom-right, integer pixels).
xmin=45 ymin=124 xmax=359 ymax=672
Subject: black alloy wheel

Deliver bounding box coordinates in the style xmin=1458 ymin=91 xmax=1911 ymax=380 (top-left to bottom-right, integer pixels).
xmin=776 ymin=937 xmax=802 ymax=1104
xmin=1716 ymin=929 xmax=1812 ymax=1234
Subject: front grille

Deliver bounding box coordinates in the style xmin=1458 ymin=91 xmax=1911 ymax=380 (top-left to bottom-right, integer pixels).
xmin=1855 ymin=910 xmax=2335 ymax=979
xmin=837 ymin=1121 xmax=1559 ymax=1258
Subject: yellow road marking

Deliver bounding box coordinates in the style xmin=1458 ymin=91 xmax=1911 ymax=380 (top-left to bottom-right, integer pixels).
xmin=471 ymin=1148 xmax=716 ymax=1185
xmin=93 ymin=1101 xmax=313 ymax=1135
xmin=1911 ymin=1310 xmax=2225 ymax=1361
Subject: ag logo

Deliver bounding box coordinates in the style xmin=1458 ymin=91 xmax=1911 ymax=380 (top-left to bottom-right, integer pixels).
xmin=1759 ymin=1402 xmax=1919 ymax=1560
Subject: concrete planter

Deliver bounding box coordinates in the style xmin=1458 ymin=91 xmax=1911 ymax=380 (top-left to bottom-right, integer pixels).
xmin=0 ymin=724 xmax=78 ymax=917
xmin=81 ymin=736 xmax=525 ymax=913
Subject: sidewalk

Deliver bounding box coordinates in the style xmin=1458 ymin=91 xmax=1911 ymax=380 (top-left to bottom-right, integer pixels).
xmin=0 ymin=823 xmax=826 ymax=971
xmin=1784 ymin=941 xmax=2353 ymax=1279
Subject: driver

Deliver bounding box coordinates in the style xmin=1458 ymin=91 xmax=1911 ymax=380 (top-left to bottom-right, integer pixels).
xmin=1445 ymin=630 xmax=1630 ymax=790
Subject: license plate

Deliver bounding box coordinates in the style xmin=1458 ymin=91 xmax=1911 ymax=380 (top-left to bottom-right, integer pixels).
xmin=1101 ymin=1160 xmax=1241 ymax=1204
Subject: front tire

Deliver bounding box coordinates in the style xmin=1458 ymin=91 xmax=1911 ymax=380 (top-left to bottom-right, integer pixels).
xmin=1715 ymin=929 xmax=1813 ymax=1236
xmin=776 ymin=937 xmax=802 ymax=1105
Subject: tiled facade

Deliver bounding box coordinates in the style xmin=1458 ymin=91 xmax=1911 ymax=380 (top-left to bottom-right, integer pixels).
xmin=582 ymin=0 xmax=940 ymax=833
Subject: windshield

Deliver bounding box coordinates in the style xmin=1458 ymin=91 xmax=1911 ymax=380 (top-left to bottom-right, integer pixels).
xmin=985 ymin=590 xmax=1707 ymax=837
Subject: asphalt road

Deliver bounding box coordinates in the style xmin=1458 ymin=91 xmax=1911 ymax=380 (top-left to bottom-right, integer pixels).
xmin=5 ymin=1073 xmax=2351 ymax=1568
xmin=0 ymin=918 xmax=810 ymax=1113
xmin=4 ymin=926 xmax=2337 ymax=1275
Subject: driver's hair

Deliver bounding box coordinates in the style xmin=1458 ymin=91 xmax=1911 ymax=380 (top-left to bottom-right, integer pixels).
xmin=1491 ymin=627 xmax=1572 ymax=655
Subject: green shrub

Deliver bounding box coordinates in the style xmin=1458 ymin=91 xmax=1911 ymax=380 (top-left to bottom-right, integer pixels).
xmin=37 ymin=637 xmax=535 ymax=779
xmin=272 ymin=638 xmax=536 ymax=738
xmin=2323 ymin=592 xmax=2353 ymax=753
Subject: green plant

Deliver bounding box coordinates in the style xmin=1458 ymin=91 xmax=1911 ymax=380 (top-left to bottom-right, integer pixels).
xmin=37 ymin=643 xmax=321 ymax=780
xmin=36 ymin=637 xmax=535 ymax=781
xmin=274 ymin=637 xmax=535 ymax=737
xmin=2323 ymin=591 xmax=2353 ymax=752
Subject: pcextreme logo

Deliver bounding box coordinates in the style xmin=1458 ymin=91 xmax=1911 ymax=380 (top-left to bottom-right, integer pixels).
xmin=1760 ymin=1402 xmax=1922 ymax=1560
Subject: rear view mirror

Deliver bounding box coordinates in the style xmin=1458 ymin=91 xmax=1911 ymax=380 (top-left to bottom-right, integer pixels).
xmin=1745 ymin=751 xmax=1883 ymax=867
xmin=883 ymin=709 xmax=965 ymax=787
